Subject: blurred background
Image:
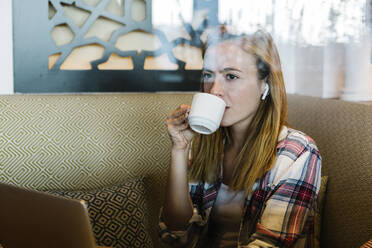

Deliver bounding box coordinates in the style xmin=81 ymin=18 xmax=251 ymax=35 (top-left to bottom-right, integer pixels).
xmin=1 ymin=0 xmax=371 ymax=101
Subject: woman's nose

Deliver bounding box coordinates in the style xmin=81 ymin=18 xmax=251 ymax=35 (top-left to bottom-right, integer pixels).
xmin=209 ymin=78 xmax=224 ymax=97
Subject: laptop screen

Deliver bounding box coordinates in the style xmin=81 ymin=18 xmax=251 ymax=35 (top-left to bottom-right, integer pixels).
xmin=0 ymin=182 xmax=97 ymax=248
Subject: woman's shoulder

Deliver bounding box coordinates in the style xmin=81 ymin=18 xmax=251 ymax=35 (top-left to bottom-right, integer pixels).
xmin=269 ymin=126 xmax=322 ymax=184
xmin=277 ymin=126 xmax=320 ymax=159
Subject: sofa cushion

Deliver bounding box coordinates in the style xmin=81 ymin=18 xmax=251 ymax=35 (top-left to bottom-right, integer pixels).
xmin=314 ymin=176 xmax=328 ymax=248
xmin=0 ymin=93 xmax=195 ymax=248
xmin=46 ymin=177 xmax=152 ymax=248
xmin=287 ymin=95 xmax=372 ymax=247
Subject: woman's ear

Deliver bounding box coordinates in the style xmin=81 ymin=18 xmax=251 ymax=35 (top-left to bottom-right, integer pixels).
xmin=261 ymin=83 xmax=270 ymax=100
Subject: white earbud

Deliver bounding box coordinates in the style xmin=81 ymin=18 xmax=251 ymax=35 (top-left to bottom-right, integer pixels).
xmin=261 ymin=83 xmax=270 ymax=100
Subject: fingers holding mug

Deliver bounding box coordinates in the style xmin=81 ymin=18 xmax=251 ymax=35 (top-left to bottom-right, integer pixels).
xmin=167 ymin=105 xmax=190 ymax=126
xmin=166 ymin=104 xmax=194 ymax=150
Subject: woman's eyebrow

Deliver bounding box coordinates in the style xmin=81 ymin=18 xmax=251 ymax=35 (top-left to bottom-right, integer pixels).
xmin=222 ymin=67 xmax=243 ymax=73
xmin=202 ymin=68 xmax=243 ymax=73
xmin=202 ymin=69 xmax=214 ymax=73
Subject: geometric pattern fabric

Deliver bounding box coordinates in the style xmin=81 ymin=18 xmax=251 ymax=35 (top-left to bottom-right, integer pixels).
xmin=3 ymin=93 xmax=372 ymax=247
xmin=46 ymin=177 xmax=152 ymax=248
xmin=0 ymin=93 xmax=193 ymax=247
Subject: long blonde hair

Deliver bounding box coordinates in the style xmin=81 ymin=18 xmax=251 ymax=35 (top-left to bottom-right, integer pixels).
xmin=189 ymin=28 xmax=287 ymax=194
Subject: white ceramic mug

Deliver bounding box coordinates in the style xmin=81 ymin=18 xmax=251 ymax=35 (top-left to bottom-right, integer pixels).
xmin=188 ymin=93 xmax=226 ymax=135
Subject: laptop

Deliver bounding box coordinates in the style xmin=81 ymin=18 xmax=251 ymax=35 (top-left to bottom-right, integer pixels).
xmin=0 ymin=182 xmax=99 ymax=248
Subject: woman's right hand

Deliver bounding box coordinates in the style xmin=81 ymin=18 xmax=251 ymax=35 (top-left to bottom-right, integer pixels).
xmin=166 ymin=104 xmax=195 ymax=151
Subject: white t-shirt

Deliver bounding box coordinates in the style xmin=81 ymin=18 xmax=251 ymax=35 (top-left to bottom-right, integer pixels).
xmin=209 ymin=182 xmax=246 ymax=248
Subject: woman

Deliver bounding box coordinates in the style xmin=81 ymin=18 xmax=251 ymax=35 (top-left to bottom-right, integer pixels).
xmin=159 ymin=27 xmax=321 ymax=248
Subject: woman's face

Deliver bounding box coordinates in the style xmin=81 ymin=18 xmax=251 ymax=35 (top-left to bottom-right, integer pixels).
xmin=202 ymin=40 xmax=266 ymax=132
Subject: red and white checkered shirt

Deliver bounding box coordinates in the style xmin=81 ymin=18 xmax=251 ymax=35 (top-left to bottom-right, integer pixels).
xmin=159 ymin=126 xmax=322 ymax=248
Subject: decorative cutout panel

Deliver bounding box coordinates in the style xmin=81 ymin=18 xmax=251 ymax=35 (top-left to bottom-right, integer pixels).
xmin=13 ymin=0 xmax=217 ymax=93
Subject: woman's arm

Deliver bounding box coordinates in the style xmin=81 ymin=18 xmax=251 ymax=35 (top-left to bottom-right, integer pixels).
xmin=162 ymin=104 xmax=195 ymax=230
xmin=162 ymin=147 xmax=194 ymax=230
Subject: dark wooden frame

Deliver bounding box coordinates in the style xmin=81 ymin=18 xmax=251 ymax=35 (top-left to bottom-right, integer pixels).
xmin=13 ymin=0 xmax=215 ymax=93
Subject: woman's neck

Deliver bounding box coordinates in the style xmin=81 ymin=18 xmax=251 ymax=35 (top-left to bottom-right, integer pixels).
xmin=230 ymin=127 xmax=247 ymax=152
xmin=223 ymin=136 xmax=243 ymax=185
xmin=223 ymin=119 xmax=252 ymax=185
xmin=229 ymin=115 xmax=253 ymax=151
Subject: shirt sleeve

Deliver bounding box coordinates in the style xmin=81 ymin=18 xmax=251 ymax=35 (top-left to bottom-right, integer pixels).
xmin=158 ymin=183 xmax=210 ymax=247
xmin=245 ymin=144 xmax=322 ymax=247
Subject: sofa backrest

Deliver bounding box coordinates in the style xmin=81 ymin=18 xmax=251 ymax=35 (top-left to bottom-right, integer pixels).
xmin=287 ymin=95 xmax=372 ymax=248
xmin=1 ymin=93 xmax=371 ymax=248
xmin=0 ymin=93 xmax=193 ymax=248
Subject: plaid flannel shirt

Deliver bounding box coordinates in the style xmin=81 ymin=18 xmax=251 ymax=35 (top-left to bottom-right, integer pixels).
xmin=159 ymin=126 xmax=322 ymax=248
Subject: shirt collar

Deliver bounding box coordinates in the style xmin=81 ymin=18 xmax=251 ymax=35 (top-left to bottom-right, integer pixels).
xmin=278 ymin=125 xmax=288 ymax=143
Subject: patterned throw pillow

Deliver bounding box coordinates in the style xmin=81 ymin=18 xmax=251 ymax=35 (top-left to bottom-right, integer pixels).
xmin=46 ymin=177 xmax=152 ymax=248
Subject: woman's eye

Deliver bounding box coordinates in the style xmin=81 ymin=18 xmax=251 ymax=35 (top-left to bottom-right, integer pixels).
xmin=202 ymin=73 xmax=213 ymax=81
xmin=226 ymin=74 xmax=238 ymax=80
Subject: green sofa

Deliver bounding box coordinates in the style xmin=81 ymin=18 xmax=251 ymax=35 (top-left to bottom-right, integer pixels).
xmin=0 ymin=93 xmax=371 ymax=247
